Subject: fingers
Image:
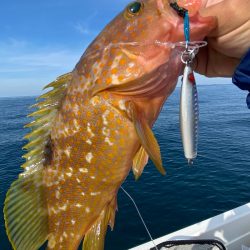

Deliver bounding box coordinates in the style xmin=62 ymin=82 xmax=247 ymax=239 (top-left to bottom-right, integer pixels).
xmin=196 ymin=0 xmax=250 ymax=77
xmin=200 ymin=0 xmax=250 ymax=37
xmin=195 ymin=45 xmax=240 ymax=77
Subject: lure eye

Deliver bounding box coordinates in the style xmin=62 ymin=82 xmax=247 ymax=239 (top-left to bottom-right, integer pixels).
xmin=125 ymin=1 xmax=144 ymax=19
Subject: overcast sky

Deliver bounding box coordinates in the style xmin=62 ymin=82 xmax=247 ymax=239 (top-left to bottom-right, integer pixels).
xmin=0 ymin=0 xmax=231 ymax=97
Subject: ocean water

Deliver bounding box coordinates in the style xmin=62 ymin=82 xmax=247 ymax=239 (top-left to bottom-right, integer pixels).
xmin=0 ymin=84 xmax=249 ymax=250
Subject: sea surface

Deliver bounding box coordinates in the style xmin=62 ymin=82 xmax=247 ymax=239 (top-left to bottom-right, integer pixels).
xmin=0 ymin=84 xmax=249 ymax=250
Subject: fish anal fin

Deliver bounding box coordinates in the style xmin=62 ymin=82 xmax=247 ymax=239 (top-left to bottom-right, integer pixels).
xmin=82 ymin=197 xmax=117 ymax=250
xmin=4 ymin=168 xmax=48 ymax=250
xmin=132 ymin=146 xmax=149 ymax=180
xmin=130 ymin=102 xmax=166 ymax=175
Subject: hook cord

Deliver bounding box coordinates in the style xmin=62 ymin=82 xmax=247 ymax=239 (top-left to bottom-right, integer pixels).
xmin=120 ymin=186 xmax=159 ymax=250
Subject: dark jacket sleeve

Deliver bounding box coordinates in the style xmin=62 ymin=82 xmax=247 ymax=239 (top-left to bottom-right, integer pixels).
xmin=232 ymin=49 xmax=250 ymax=109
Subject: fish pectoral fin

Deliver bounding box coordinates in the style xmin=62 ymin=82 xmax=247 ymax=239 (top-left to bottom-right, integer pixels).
xmin=131 ymin=103 xmax=166 ymax=175
xmin=4 ymin=168 xmax=48 ymax=250
xmin=83 ymin=197 xmax=117 ymax=250
xmin=132 ymin=146 xmax=149 ymax=180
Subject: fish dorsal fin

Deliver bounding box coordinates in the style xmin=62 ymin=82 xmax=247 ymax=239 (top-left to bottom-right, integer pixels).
xmin=4 ymin=73 xmax=72 ymax=250
xmin=132 ymin=146 xmax=149 ymax=180
xmin=22 ymin=73 xmax=72 ymax=173
xmin=130 ymin=102 xmax=166 ymax=175
xmin=82 ymin=197 xmax=117 ymax=250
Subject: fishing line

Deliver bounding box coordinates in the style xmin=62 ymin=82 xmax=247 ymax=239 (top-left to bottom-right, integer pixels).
xmin=120 ymin=186 xmax=159 ymax=250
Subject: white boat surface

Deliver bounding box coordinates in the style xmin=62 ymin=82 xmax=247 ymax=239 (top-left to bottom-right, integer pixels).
xmin=129 ymin=202 xmax=250 ymax=250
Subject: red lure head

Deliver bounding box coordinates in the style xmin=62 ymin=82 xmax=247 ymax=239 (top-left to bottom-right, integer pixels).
xmin=188 ymin=72 xmax=196 ymax=84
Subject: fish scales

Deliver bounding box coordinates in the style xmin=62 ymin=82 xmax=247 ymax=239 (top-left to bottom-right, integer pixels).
xmin=4 ymin=1 xmax=216 ymax=249
xmin=45 ymin=93 xmax=138 ymax=250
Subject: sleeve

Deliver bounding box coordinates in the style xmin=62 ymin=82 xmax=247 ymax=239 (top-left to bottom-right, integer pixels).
xmin=232 ymin=48 xmax=250 ymax=109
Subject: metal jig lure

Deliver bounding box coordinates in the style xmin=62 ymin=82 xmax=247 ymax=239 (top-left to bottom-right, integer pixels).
xmin=178 ymin=8 xmax=205 ymax=164
xmin=180 ymin=49 xmax=199 ymax=165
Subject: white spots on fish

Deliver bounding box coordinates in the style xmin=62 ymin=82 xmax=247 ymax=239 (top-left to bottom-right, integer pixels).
xmin=47 ymin=168 xmax=58 ymax=174
xmin=75 ymin=203 xmax=82 ymax=208
xmin=59 ymin=236 xmax=63 ymax=243
xmin=90 ymin=191 xmax=101 ymax=196
xmin=128 ymin=62 xmax=135 ymax=68
xmin=55 ymin=190 xmax=60 ymax=199
xmin=87 ymin=123 xmax=95 ymax=137
xmin=70 ymin=233 xmax=75 ymax=237
xmin=102 ymin=127 xmax=110 ymax=136
xmin=111 ymin=74 xmax=119 ymax=84
xmin=66 ymin=172 xmax=72 ymax=177
xmin=85 ymin=207 xmax=90 ymax=213
xmin=79 ymin=168 xmax=88 ymax=173
xmin=64 ymin=126 xmax=70 ymax=136
xmin=86 ymin=139 xmax=92 ymax=145
xmin=92 ymin=62 xmax=101 ymax=77
xmin=55 ymin=222 xmax=60 ymax=226
xmin=59 ymin=174 xmax=65 ymax=181
xmin=63 ymin=232 xmax=68 ymax=239
xmin=49 ymin=207 xmax=58 ymax=215
xmin=71 ymin=219 xmax=76 ymax=225
xmin=112 ymin=55 xmax=122 ymax=69
xmin=54 ymin=181 xmax=59 ymax=186
xmin=91 ymin=176 xmax=96 ymax=179
xmin=64 ymin=147 xmax=71 ymax=158
xmin=86 ymin=152 xmax=93 ymax=163
xmin=102 ymin=110 xmax=110 ymax=125
xmin=81 ymin=192 xmax=85 ymax=196
xmin=90 ymin=97 xmax=99 ymax=106
xmin=118 ymin=100 xmax=126 ymax=111
xmin=46 ymin=182 xmax=53 ymax=188
xmin=58 ymin=204 xmax=68 ymax=211
xmin=105 ymin=137 xmax=114 ymax=146
xmin=72 ymin=104 xmax=80 ymax=115
xmin=76 ymin=178 xmax=81 ymax=183
xmin=48 ymin=234 xmax=56 ymax=249
xmin=72 ymin=119 xmax=80 ymax=134
xmin=69 ymin=167 xmax=73 ymax=172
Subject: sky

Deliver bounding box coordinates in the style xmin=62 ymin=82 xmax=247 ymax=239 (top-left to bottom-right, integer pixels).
xmin=0 ymin=0 xmax=232 ymax=97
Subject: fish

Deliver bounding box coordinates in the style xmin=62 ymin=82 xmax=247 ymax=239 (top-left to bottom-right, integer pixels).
xmin=4 ymin=1 xmax=216 ymax=249
xmin=180 ymin=64 xmax=199 ymax=164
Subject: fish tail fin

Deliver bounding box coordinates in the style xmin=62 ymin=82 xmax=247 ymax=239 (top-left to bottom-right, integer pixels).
xmin=4 ymin=167 xmax=48 ymax=250
xmin=82 ymin=196 xmax=117 ymax=250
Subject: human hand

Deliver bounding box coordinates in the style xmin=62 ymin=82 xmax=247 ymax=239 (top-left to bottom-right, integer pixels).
xmin=195 ymin=0 xmax=250 ymax=77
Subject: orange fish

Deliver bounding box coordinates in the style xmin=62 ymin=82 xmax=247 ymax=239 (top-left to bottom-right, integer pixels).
xmin=4 ymin=1 xmax=215 ymax=249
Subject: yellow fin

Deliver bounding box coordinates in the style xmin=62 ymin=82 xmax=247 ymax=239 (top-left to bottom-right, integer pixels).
xmin=22 ymin=73 xmax=71 ymax=172
xmin=4 ymin=167 xmax=48 ymax=250
xmin=27 ymin=106 xmax=52 ymax=118
xmin=22 ymin=137 xmax=45 ymax=150
xmin=43 ymin=72 xmax=72 ymax=90
xmin=23 ymin=125 xmax=50 ymax=140
xmin=37 ymin=87 xmax=66 ymax=100
xmin=83 ymin=197 xmax=117 ymax=250
xmin=133 ymin=146 xmax=149 ymax=180
xmin=131 ymin=103 xmax=166 ymax=175
xmin=24 ymin=110 xmax=55 ymax=129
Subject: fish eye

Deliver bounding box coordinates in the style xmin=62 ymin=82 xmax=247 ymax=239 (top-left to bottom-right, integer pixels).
xmin=125 ymin=1 xmax=144 ymax=18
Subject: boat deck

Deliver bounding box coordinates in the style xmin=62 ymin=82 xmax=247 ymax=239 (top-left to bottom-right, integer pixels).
xmin=129 ymin=203 xmax=250 ymax=250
